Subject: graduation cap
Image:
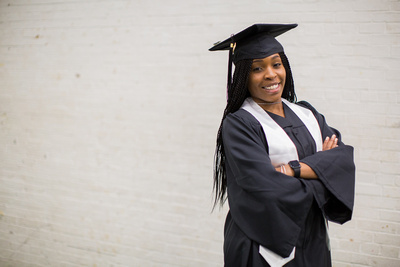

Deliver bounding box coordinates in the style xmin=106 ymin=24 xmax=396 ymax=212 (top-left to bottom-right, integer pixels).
xmin=209 ymin=23 xmax=297 ymax=98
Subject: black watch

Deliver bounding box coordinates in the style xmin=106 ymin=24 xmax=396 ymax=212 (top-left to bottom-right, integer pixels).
xmin=289 ymin=160 xmax=301 ymax=178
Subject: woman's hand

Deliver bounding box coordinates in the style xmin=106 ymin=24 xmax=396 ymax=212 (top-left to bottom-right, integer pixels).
xmin=323 ymin=134 xmax=338 ymax=151
xmin=275 ymin=134 xmax=339 ymax=178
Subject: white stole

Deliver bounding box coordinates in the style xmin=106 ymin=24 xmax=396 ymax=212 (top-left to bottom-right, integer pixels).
xmin=241 ymin=97 xmax=323 ymax=167
xmin=240 ymin=97 xmax=323 ymax=266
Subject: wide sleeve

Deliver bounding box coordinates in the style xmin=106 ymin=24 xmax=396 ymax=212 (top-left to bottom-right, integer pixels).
xmin=297 ymin=101 xmax=356 ymax=224
xmin=222 ymin=111 xmax=314 ymax=258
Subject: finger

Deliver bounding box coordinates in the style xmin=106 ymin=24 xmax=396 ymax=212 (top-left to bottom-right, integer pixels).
xmin=323 ymin=136 xmax=330 ymax=151
xmin=334 ymin=137 xmax=338 ymax=147
xmin=326 ymin=135 xmax=336 ymax=149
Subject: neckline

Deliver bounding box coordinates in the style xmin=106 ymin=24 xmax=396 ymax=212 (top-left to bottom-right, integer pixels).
xmin=265 ymin=102 xmax=286 ymax=118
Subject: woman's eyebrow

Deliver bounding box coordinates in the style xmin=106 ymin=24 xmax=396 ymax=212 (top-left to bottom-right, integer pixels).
xmin=253 ymin=55 xmax=280 ymax=63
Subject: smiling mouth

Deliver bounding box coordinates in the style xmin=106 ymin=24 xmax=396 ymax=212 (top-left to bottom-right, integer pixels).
xmin=262 ymin=83 xmax=280 ymax=90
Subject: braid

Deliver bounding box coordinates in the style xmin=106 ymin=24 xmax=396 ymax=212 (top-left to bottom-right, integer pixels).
xmin=279 ymin=52 xmax=297 ymax=102
xmin=213 ymin=59 xmax=252 ymax=208
xmin=212 ymin=53 xmax=296 ymax=209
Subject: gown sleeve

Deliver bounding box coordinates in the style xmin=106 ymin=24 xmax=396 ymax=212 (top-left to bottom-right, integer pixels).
xmin=297 ymin=101 xmax=356 ymax=224
xmin=222 ymin=110 xmax=314 ymax=258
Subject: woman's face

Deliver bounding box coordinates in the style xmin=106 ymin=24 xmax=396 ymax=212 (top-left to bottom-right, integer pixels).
xmin=247 ymin=53 xmax=286 ymax=104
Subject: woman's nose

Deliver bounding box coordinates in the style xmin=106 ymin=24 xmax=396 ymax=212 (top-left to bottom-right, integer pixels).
xmin=264 ymin=67 xmax=277 ymax=79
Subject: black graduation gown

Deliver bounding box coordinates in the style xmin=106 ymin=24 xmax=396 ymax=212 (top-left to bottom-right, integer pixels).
xmin=222 ymin=101 xmax=355 ymax=267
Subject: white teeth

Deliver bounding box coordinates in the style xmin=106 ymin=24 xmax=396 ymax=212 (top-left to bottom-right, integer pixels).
xmin=263 ymin=84 xmax=279 ymax=90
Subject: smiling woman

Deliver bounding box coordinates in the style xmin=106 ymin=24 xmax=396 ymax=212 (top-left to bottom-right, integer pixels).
xmin=209 ymin=24 xmax=356 ymax=267
xmin=247 ymin=54 xmax=287 ymax=116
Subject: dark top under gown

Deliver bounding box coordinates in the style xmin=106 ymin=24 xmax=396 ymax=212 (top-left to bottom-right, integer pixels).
xmin=222 ymin=101 xmax=355 ymax=267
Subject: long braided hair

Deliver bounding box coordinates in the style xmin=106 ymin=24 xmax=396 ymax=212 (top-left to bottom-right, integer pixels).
xmin=213 ymin=52 xmax=297 ymax=208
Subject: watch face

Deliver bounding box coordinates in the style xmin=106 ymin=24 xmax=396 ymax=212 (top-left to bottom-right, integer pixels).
xmin=289 ymin=161 xmax=301 ymax=178
xmin=290 ymin=161 xmax=300 ymax=169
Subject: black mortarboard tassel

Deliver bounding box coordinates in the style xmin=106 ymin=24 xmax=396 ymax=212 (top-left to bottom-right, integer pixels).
xmin=209 ymin=23 xmax=297 ymax=99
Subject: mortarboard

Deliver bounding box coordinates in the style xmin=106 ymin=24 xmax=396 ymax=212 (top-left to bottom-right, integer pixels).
xmin=209 ymin=23 xmax=297 ymax=98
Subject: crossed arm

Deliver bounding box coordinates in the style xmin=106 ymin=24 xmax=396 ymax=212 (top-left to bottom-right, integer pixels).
xmin=275 ymin=134 xmax=338 ymax=179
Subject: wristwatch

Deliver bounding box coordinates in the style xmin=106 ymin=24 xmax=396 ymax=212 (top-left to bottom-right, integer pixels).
xmin=289 ymin=160 xmax=301 ymax=178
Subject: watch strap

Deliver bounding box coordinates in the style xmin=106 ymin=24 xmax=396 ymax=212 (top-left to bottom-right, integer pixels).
xmin=289 ymin=160 xmax=301 ymax=178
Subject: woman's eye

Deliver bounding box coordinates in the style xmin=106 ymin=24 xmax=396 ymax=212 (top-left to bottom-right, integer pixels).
xmin=273 ymin=63 xmax=282 ymax=67
xmin=252 ymin=67 xmax=262 ymax=72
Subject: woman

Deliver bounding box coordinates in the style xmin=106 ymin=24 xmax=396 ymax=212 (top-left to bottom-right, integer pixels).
xmin=209 ymin=24 xmax=355 ymax=266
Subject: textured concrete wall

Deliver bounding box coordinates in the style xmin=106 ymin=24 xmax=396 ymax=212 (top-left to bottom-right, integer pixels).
xmin=0 ymin=0 xmax=399 ymax=266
